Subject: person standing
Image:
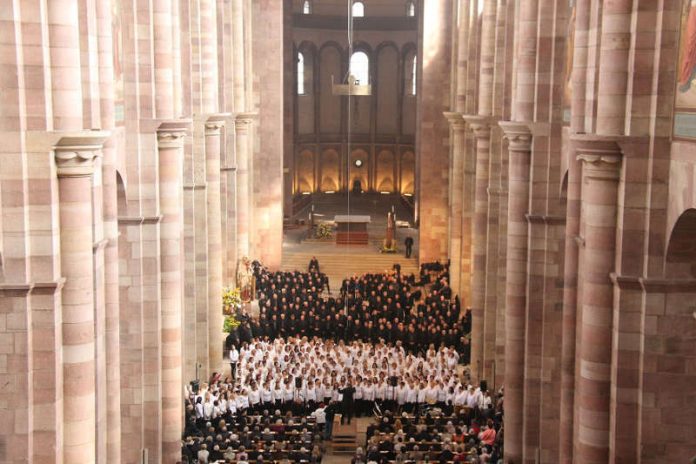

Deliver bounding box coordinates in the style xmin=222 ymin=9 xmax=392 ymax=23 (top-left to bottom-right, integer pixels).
xmin=404 ymin=236 xmax=414 ymax=258
xmin=229 ymin=345 xmax=239 ymax=380
xmin=339 ymin=383 xmax=356 ymax=425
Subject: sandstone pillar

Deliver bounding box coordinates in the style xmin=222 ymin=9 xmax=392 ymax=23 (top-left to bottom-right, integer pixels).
xmin=560 ymin=0 xmax=590 ymax=461
xmin=153 ymin=0 xmax=175 ymax=118
xmin=47 ymin=0 xmax=83 ymax=129
xmin=235 ymin=113 xmax=256 ymax=260
xmin=158 ymin=121 xmax=189 ymax=463
xmin=416 ymin=0 xmax=453 ymax=262
xmin=595 ymin=0 xmax=631 ymax=135
xmin=231 ymin=0 xmax=247 ymax=112
xmin=445 ymin=112 xmax=466 ymax=297
xmin=463 ymin=115 xmax=493 ymax=382
xmin=55 ymin=133 xmax=108 ymax=464
xmin=95 ymin=0 xmax=121 ymax=460
xmin=499 ymin=121 xmax=533 ymax=464
xmin=559 ymin=149 xmax=582 ymax=464
xmin=205 ymin=115 xmax=227 ymax=372
xmin=574 ymin=138 xmax=622 ymax=464
xmin=223 ymin=115 xmax=238 ymax=283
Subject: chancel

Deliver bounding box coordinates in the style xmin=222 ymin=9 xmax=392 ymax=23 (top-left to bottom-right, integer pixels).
xmin=1 ymin=1 xmax=696 ymax=464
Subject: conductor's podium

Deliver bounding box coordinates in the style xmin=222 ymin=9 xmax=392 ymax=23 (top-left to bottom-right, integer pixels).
xmin=334 ymin=215 xmax=370 ymax=245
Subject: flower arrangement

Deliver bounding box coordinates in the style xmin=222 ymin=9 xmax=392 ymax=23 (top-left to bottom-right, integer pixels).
xmin=316 ymin=222 xmax=333 ymax=239
xmin=222 ymin=286 xmax=242 ymax=315
xmin=223 ymin=314 xmax=241 ymax=333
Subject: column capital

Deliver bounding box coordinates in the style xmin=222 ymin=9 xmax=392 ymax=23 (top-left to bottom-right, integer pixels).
xmin=444 ymin=111 xmax=466 ymax=130
xmin=499 ymin=120 xmax=533 ymax=152
xmin=235 ymin=112 xmax=259 ymax=124
xmin=572 ymin=134 xmax=623 ymax=181
xmin=462 ymin=114 xmax=496 ymax=139
xmin=157 ymin=120 xmax=191 ymax=149
xmin=54 ymin=131 xmax=110 ymax=178
xmin=205 ymin=113 xmax=231 ymax=135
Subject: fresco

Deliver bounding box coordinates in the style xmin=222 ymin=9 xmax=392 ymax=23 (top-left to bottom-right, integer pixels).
xmin=675 ymin=0 xmax=696 ymax=138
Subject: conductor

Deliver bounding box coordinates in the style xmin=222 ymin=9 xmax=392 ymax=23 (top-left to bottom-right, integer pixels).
xmin=339 ymin=383 xmax=356 ymax=425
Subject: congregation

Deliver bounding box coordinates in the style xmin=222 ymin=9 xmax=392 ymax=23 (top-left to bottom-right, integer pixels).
xmin=183 ymin=259 xmax=488 ymax=463
xmin=250 ymin=260 xmax=471 ymax=358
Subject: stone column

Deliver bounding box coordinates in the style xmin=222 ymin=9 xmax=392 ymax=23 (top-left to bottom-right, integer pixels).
xmin=417 ymin=0 xmax=453 ymax=262
xmin=574 ymin=138 xmax=622 ymax=464
xmin=47 ymin=0 xmax=83 ymax=129
xmin=499 ymin=121 xmax=533 ymax=464
xmin=94 ymin=0 xmax=121 ymax=460
xmin=463 ymin=115 xmax=492 ymax=382
xmin=158 ymin=121 xmax=189 ymax=463
xmin=231 ymin=0 xmax=246 ymax=112
xmin=445 ymin=112 xmax=466 ymax=297
xmin=595 ymin=0 xmax=631 ymax=135
xmin=560 ymin=149 xmax=582 ymax=463
xmin=235 ymin=113 xmax=256 ymax=260
xmin=205 ymin=115 xmax=227 ymax=372
xmin=153 ymin=0 xmax=175 ymax=118
xmin=560 ymin=1 xmax=590 ymax=461
xmin=55 ymin=132 xmax=108 ymax=464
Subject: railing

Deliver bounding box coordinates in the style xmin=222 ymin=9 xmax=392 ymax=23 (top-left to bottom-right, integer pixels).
xmin=291 ymin=192 xmax=313 ymax=217
xmin=400 ymin=193 xmax=415 ymax=219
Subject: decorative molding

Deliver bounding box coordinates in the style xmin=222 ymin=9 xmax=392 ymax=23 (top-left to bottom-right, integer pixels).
xmin=571 ymin=134 xmax=624 ymax=181
xmin=462 ymin=115 xmax=495 ymax=139
xmin=610 ymin=274 xmax=696 ymax=293
xmin=32 ymin=278 xmax=67 ymax=295
xmin=205 ymin=113 xmax=230 ymax=135
xmin=499 ymin=120 xmax=533 ymax=152
xmin=157 ymin=131 xmax=187 ymax=148
xmin=234 ymin=112 xmax=259 ymax=133
xmin=92 ymin=238 xmax=109 ymax=252
xmin=118 ymin=215 xmax=162 ymax=225
xmin=142 ymin=215 xmax=162 ymax=225
xmin=183 ymin=183 xmax=207 ymax=190
xmin=444 ymin=111 xmax=466 ymax=130
xmin=220 ymin=166 xmax=237 ymax=172
xmin=0 ymin=278 xmax=66 ymax=296
xmin=54 ymin=131 xmax=110 ymax=178
xmin=526 ymin=214 xmax=567 ymax=226
xmin=640 ymin=277 xmax=696 ymax=293
xmin=487 ymin=188 xmax=508 ymax=197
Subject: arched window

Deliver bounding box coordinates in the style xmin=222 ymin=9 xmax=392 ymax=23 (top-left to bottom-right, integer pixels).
xmin=352 ymin=1 xmax=365 ymax=17
xmin=302 ymin=0 xmax=311 ymax=14
xmin=297 ymin=52 xmax=305 ymax=95
xmin=406 ymin=1 xmax=415 ymax=16
xmin=349 ymin=51 xmax=369 ymax=85
xmin=411 ymin=56 xmax=417 ymax=95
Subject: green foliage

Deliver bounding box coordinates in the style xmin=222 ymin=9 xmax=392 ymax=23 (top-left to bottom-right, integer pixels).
xmin=223 ymin=314 xmax=241 ymax=333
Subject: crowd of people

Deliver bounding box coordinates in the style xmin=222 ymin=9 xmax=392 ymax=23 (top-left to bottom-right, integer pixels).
xmin=249 ymin=259 xmax=471 ymax=359
xmin=355 ymin=404 xmax=504 ymax=463
xmin=182 ymin=383 xmax=326 ymax=464
xmin=227 ymin=337 xmax=466 ymax=419
xmin=183 ymin=258 xmax=491 ymax=463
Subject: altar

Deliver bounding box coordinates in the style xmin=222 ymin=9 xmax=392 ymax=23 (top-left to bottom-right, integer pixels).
xmin=334 ymin=215 xmax=371 ymax=245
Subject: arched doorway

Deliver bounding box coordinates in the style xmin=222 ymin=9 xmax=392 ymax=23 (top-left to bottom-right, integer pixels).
xmin=639 ymin=209 xmax=696 ymax=463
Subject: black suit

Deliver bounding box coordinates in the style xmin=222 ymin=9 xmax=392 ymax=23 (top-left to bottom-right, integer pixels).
xmin=339 ymin=386 xmax=356 ymax=424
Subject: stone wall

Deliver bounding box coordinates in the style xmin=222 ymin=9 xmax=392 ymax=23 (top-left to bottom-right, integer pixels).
xmin=0 ymin=0 xmax=281 ymax=462
xmin=447 ymin=1 xmax=696 ymax=463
